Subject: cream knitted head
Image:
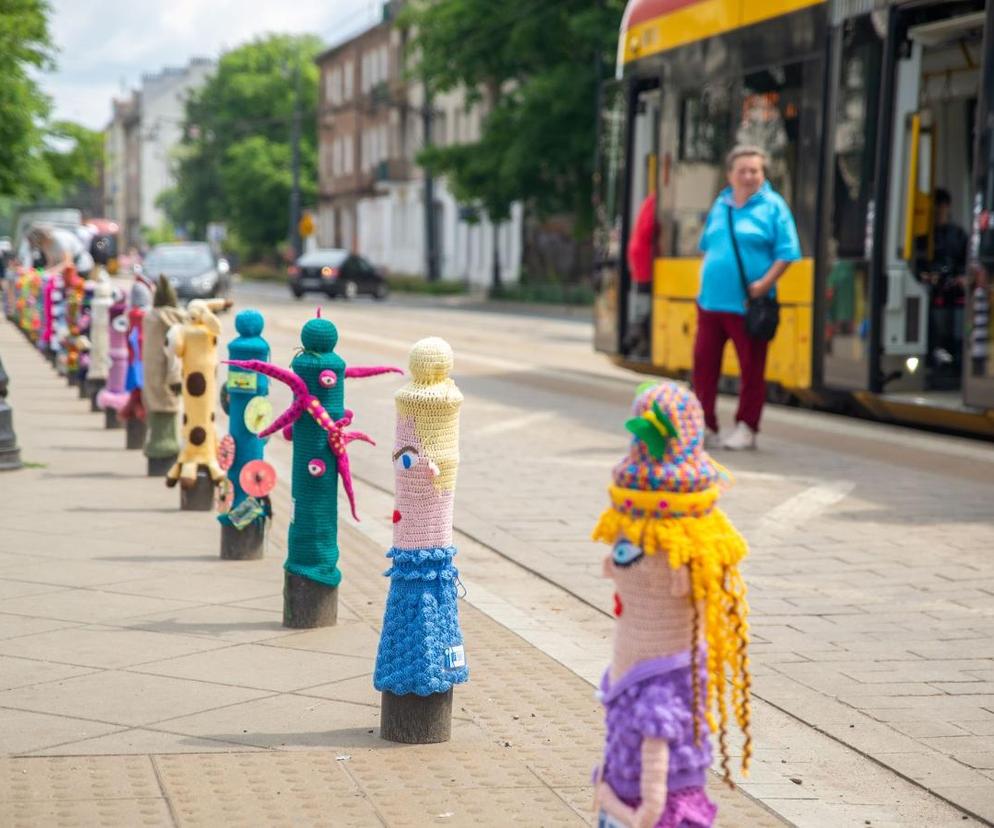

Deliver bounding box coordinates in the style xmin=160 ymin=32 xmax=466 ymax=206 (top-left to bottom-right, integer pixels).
xmin=394 ymin=337 xmax=462 ymax=492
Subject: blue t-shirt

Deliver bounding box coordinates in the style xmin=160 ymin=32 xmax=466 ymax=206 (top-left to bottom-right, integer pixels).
xmin=698 ymin=182 xmax=801 ymax=314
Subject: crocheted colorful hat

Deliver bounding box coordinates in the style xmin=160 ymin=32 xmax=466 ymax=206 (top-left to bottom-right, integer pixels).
xmin=592 ymin=380 xmax=752 ymax=780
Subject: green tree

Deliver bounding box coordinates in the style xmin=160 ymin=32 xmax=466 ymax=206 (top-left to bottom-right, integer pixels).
xmin=43 ymin=120 xmax=104 ymax=213
xmin=0 ymin=0 xmax=57 ymax=199
xmin=162 ymin=33 xmax=321 ymax=260
xmin=404 ymin=0 xmax=624 ymax=282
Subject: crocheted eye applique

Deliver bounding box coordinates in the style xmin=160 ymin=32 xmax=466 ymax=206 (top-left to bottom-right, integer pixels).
xmin=318 ymin=370 xmax=337 ymax=388
xmin=393 ymin=446 xmax=418 ymax=471
xmin=307 ymin=459 xmax=326 ymax=477
xmin=611 ymin=539 xmax=644 ymax=568
xmin=111 ymin=314 xmax=129 ymax=333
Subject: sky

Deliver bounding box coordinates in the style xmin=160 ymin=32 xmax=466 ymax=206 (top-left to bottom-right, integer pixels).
xmin=43 ymin=0 xmax=379 ymax=130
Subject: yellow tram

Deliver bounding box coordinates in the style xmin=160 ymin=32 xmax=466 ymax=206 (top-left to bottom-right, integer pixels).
xmin=594 ymin=0 xmax=994 ymax=437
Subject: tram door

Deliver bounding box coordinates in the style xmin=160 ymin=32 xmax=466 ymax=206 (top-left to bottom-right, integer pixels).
xmin=878 ymin=3 xmax=984 ymax=393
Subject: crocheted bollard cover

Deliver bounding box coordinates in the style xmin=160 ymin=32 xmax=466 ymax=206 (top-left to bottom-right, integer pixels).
xmin=96 ymin=296 xmax=130 ymax=415
xmin=119 ymin=280 xmax=152 ymax=426
xmin=592 ymin=382 xmax=753 ymax=828
xmin=165 ymin=298 xmax=232 ymax=490
xmin=218 ymin=310 xmax=272 ymax=540
xmin=374 ymin=337 xmax=468 ymax=704
xmin=142 ymin=276 xmax=186 ymax=464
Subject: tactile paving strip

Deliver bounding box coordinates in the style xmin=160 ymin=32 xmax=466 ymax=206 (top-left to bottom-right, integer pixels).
xmin=0 ymin=755 xmax=161 ymax=801
xmin=0 ymin=797 xmax=173 ymax=828
xmin=154 ymin=752 xmax=382 ymax=827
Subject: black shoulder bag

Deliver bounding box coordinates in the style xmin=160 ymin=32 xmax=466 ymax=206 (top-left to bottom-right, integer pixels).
xmin=727 ymin=204 xmax=779 ymax=341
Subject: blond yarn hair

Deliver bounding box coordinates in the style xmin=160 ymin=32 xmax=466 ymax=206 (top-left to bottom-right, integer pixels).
xmin=395 ymin=337 xmax=462 ymax=491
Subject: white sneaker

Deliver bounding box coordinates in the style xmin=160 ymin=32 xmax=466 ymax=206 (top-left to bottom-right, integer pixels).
xmin=703 ymin=429 xmax=722 ymax=451
xmin=722 ymin=421 xmax=757 ymax=451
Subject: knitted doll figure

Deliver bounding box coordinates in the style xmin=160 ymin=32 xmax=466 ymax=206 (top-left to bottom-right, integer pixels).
xmin=142 ymin=276 xmax=186 ymax=469
xmin=166 ymin=298 xmax=232 ymax=488
xmin=374 ymin=337 xmax=468 ymax=699
xmin=592 ymin=381 xmax=751 ymax=828
xmin=119 ymin=280 xmax=153 ymax=425
xmin=96 ymin=295 xmax=130 ymax=417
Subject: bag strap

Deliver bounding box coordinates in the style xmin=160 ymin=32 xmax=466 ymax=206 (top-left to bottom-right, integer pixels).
xmin=726 ymin=203 xmax=751 ymax=300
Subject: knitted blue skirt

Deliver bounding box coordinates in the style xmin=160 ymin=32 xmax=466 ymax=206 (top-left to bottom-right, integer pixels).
xmin=373 ymin=545 xmax=469 ymax=696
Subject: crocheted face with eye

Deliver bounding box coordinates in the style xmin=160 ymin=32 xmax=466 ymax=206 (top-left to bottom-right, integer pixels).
xmin=391 ymin=414 xmax=452 ymax=550
xmin=602 ymin=542 xmax=690 ymax=619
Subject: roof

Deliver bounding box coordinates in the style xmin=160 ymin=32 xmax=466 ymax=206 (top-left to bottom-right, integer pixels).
xmin=619 ymin=0 xmax=824 ymax=66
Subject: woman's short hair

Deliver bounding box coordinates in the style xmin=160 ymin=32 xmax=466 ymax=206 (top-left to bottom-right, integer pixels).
xmin=725 ymin=145 xmax=769 ymax=171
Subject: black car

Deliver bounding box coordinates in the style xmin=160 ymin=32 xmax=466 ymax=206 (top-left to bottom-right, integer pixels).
xmin=140 ymin=242 xmax=231 ymax=299
xmin=288 ymin=249 xmax=389 ymax=300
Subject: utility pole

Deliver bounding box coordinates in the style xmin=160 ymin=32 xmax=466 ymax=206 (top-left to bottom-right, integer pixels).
xmin=422 ymin=81 xmax=439 ymax=281
xmin=289 ymin=58 xmax=303 ymax=259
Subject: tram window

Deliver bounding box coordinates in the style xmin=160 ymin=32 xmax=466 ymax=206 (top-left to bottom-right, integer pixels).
xmin=737 ymin=63 xmax=804 ymax=208
xmin=824 ymin=15 xmax=883 ymax=389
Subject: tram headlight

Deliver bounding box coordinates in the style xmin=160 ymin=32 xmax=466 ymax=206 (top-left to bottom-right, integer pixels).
xmin=905 ymin=357 xmax=920 ymax=374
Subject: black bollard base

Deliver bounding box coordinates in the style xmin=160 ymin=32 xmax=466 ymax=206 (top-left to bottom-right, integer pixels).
xmin=77 ymin=378 xmax=89 ymax=399
xmin=125 ymin=418 xmax=146 ymax=450
xmin=147 ymin=454 xmax=176 ymax=477
xmin=180 ymin=467 xmax=214 ymax=511
xmin=220 ymin=520 xmax=265 ymax=560
xmin=380 ymin=689 xmax=453 ymax=744
xmin=0 ymin=403 xmax=22 ymax=472
xmin=283 ymin=573 xmax=338 ymax=628
xmin=85 ymin=378 xmax=105 ymax=411
xmin=67 ymin=373 xmax=79 ymax=388
xmin=104 ymin=408 xmax=122 ymax=430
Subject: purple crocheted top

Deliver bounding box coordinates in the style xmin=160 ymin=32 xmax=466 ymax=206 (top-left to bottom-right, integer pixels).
xmin=598 ymin=650 xmax=713 ymax=805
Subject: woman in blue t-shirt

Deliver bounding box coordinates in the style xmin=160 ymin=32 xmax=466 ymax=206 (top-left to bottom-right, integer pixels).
xmin=693 ymin=146 xmax=801 ymax=451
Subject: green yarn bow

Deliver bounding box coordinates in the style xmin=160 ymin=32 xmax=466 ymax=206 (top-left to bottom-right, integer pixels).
xmin=625 ymin=401 xmax=679 ymax=460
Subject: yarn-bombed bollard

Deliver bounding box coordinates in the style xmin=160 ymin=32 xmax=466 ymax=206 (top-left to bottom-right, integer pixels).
xmin=96 ymin=295 xmax=129 ymax=429
xmin=166 ymin=298 xmax=233 ymax=510
xmin=227 ymin=314 xmax=401 ymax=628
xmin=76 ymin=279 xmax=95 ymax=399
xmin=0 ymin=357 xmax=23 ymax=471
xmin=375 ymin=338 xmax=468 ymax=744
xmin=142 ymin=275 xmax=186 ymax=476
xmin=591 ymin=382 xmax=753 ymax=827
xmin=218 ymin=310 xmax=273 ymax=560
xmin=119 ymin=280 xmax=152 ymax=450
xmin=85 ymin=271 xmax=113 ymax=411
xmin=63 ymin=268 xmax=84 ymax=387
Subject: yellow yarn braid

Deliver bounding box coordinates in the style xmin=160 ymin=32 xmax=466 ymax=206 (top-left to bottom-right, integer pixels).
xmin=592 ymin=485 xmax=752 ymax=780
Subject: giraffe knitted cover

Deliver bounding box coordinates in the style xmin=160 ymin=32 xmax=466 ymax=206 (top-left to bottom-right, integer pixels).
xmin=218 ymin=309 xmax=271 ymax=530
xmin=373 ymin=337 xmax=469 ymax=697
xmin=592 ymin=381 xmax=752 ymax=828
xmin=165 ymin=298 xmax=231 ymax=488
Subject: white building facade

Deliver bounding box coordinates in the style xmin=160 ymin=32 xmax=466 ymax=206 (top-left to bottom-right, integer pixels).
xmin=139 ymin=58 xmax=215 ymax=233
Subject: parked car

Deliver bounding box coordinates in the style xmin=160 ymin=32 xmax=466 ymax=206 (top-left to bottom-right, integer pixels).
xmin=139 ymin=242 xmax=230 ymax=299
xmin=288 ymin=249 xmax=389 ymax=300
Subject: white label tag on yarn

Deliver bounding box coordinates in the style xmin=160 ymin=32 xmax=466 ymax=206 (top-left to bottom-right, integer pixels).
xmin=444 ymin=645 xmax=465 ymax=670
xmin=290 ymin=498 xmax=295 ymax=523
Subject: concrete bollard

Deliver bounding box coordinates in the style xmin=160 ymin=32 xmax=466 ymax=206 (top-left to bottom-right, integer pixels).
xmin=142 ymin=276 xmax=185 ymax=476
xmin=0 ymin=356 xmax=23 ymax=471
xmin=217 ymin=310 xmax=273 ymax=561
xmin=373 ymin=338 xmax=468 ymax=744
xmin=227 ymin=314 xmax=401 ymax=629
xmin=165 ymin=298 xmax=233 ymax=508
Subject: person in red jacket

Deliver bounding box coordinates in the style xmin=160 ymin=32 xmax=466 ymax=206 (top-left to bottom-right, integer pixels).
xmin=624 ymin=195 xmax=658 ymax=358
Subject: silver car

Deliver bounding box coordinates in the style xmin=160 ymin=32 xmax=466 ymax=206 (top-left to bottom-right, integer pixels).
xmin=139 ymin=243 xmax=230 ymax=299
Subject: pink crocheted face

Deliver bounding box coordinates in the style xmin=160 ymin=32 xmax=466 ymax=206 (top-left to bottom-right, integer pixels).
xmin=392 ymin=415 xmax=453 ymax=550
xmin=602 ymin=544 xmax=690 ymax=619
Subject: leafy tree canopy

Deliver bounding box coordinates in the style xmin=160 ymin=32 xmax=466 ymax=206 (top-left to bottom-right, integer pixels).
xmin=403 ymin=0 xmax=623 ymax=234
xmin=162 ymin=33 xmax=321 ymax=260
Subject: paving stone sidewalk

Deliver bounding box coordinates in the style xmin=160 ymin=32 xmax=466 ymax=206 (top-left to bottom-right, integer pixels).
xmin=0 ymin=323 xmax=781 ymax=825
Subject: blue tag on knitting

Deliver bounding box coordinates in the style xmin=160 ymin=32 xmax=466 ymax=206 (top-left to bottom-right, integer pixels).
xmin=444 ymin=645 xmax=465 ymax=670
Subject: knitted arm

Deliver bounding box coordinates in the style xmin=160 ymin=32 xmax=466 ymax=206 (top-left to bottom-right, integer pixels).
xmin=345 ymin=365 xmax=403 ymax=379
xmin=634 ymin=737 xmax=669 ymax=828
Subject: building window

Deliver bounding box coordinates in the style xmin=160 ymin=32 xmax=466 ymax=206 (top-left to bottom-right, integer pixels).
xmin=343 ymin=135 xmax=353 ymax=174
xmin=343 ymin=61 xmax=354 ymax=101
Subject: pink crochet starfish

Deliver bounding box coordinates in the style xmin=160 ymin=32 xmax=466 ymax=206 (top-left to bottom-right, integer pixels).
xmin=224 ymin=359 xmax=401 ymax=520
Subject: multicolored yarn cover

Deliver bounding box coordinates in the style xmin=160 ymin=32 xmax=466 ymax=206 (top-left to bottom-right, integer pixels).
xmin=374 ymin=337 xmax=469 ymax=697
xmin=227 ymin=316 xmax=401 ymax=587
xmin=592 ymin=381 xmax=752 ymax=792
xmin=119 ymin=281 xmax=152 ymax=423
xmin=96 ymin=296 xmax=130 ymax=413
xmin=218 ymin=310 xmax=271 ymax=530
xmin=165 ymin=299 xmax=231 ymax=488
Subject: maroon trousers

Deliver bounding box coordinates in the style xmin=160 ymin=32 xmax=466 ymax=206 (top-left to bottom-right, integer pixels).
xmin=691 ymin=306 xmax=769 ymax=433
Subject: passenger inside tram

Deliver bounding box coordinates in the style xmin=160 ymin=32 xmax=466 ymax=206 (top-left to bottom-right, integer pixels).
xmin=915 ymin=187 xmax=968 ymax=373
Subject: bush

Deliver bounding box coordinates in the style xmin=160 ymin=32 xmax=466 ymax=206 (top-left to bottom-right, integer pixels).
xmin=489 ymin=282 xmax=594 ymax=306
xmin=386 ymin=274 xmax=468 ymax=295
xmin=239 ymin=263 xmax=282 ymax=282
